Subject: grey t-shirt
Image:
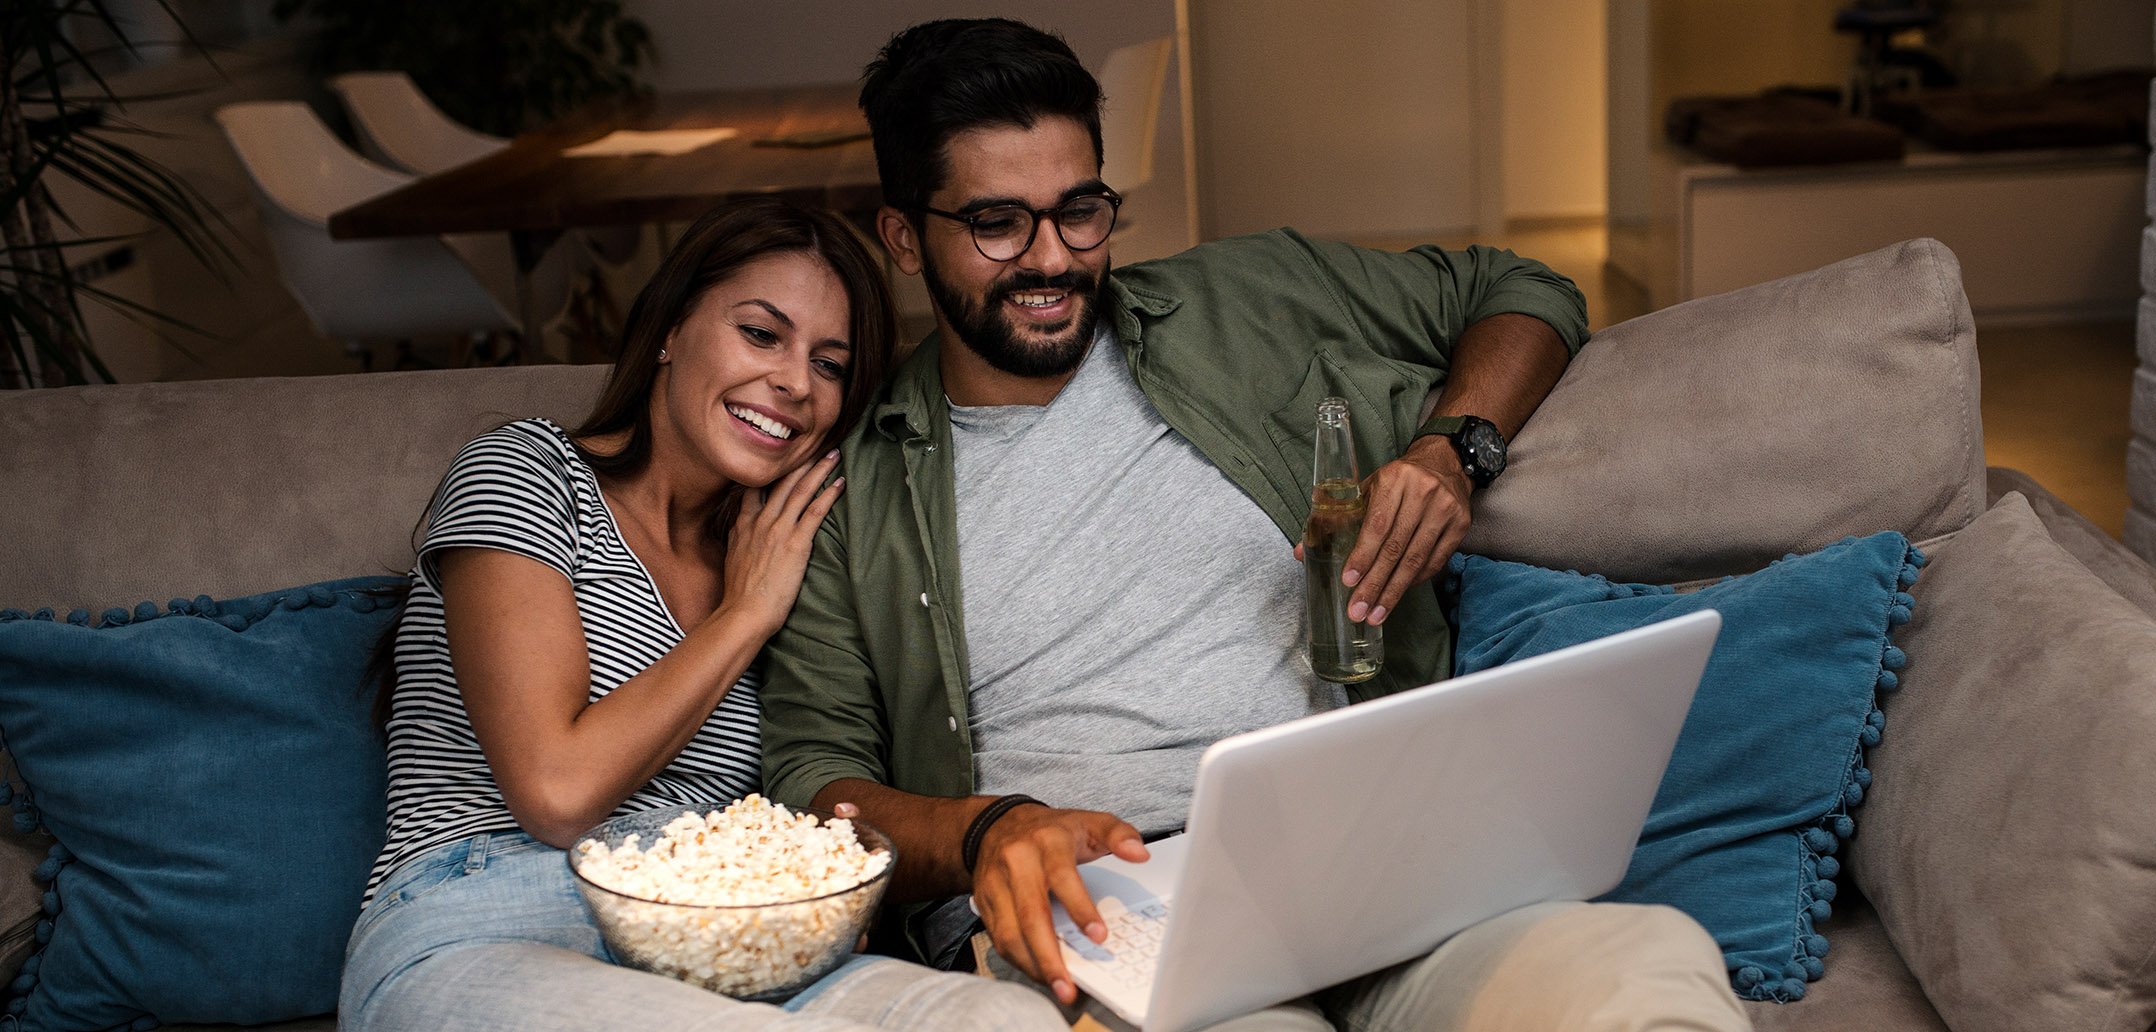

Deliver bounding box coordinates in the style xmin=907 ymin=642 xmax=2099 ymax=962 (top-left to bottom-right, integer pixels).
xmin=949 ymin=329 xmax=1346 ymax=837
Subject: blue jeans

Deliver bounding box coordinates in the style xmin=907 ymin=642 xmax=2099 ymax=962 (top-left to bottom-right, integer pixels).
xmin=340 ymin=830 xmax=1063 ymax=1032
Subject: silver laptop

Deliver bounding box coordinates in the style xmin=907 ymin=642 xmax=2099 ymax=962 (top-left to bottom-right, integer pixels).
xmin=1044 ymin=609 xmax=1721 ymax=1032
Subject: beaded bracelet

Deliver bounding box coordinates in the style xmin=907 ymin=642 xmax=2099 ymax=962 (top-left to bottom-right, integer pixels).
xmin=961 ymin=794 xmax=1045 ymax=873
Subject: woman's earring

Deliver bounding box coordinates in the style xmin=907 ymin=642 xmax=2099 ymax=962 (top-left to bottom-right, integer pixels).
xmin=658 ymin=348 xmax=669 ymax=362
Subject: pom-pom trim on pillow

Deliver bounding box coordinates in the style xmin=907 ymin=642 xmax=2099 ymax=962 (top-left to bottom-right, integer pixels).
xmin=1729 ymin=540 xmax=1927 ymax=1003
xmin=0 ymin=583 xmax=394 ymax=1030
xmin=1452 ymin=532 xmax=1928 ymax=1004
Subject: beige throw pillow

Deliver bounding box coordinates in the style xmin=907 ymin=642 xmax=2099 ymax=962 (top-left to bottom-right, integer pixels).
xmin=1854 ymin=492 xmax=2156 ymax=1032
xmin=1463 ymin=237 xmax=1986 ymax=584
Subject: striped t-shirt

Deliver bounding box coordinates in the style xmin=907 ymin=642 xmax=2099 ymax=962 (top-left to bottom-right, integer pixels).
xmin=365 ymin=418 xmax=761 ymax=899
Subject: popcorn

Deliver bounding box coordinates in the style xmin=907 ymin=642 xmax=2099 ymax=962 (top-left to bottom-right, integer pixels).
xmin=571 ymin=795 xmax=893 ymax=998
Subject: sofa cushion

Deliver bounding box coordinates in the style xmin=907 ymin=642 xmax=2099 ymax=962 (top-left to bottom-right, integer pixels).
xmin=1462 ymin=237 xmax=1984 ymax=584
xmin=0 ymin=577 xmax=400 ymax=1030
xmin=0 ymin=363 xmax=605 ymax=613
xmin=1451 ymin=530 xmax=1923 ymax=1002
xmin=1740 ymin=898 xmax=1947 ymax=1032
xmin=1856 ymin=493 xmax=2156 ymax=1032
xmin=1987 ymin=466 xmax=2156 ymax=619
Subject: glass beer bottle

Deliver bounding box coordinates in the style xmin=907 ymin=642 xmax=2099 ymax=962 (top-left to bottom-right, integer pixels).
xmin=1304 ymin=396 xmax=1383 ymax=683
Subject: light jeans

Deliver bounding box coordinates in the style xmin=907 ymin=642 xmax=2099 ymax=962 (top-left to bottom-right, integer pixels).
xmin=981 ymin=900 xmax=1753 ymax=1032
xmin=340 ymin=830 xmax=1065 ymax=1032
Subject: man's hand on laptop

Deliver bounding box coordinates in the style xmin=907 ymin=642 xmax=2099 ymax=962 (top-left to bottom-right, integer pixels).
xmin=974 ymin=803 xmax=1149 ymax=1005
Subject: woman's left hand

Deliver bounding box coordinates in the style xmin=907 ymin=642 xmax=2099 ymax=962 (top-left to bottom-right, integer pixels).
xmin=714 ymin=450 xmax=844 ymax=637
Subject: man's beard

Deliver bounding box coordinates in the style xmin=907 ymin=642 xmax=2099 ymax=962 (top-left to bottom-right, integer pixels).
xmin=922 ymin=249 xmax=1106 ymax=379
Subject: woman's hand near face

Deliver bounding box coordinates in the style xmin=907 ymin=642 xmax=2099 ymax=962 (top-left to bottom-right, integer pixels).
xmin=714 ymin=449 xmax=844 ymax=637
xmin=449 ymin=443 xmax=834 ymax=847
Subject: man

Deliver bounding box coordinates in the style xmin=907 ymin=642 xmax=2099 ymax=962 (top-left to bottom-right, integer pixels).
xmin=764 ymin=18 xmax=1750 ymax=1031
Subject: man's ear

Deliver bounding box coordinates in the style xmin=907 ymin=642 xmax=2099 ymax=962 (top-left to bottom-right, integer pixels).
xmin=877 ymin=205 xmax=924 ymax=277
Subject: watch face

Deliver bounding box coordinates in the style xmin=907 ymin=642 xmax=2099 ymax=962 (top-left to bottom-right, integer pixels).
xmin=1466 ymin=424 xmax=1507 ymax=473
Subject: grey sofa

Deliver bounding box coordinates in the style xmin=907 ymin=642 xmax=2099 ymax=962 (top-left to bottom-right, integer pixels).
xmin=3 ymin=238 xmax=2153 ymax=1032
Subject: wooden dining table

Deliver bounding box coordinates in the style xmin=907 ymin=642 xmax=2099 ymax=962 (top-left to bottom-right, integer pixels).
xmin=328 ymin=82 xmax=884 ymax=361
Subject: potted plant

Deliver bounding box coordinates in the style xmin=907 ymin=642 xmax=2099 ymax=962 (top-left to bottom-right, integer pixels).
xmin=2 ymin=0 xmax=233 ymax=388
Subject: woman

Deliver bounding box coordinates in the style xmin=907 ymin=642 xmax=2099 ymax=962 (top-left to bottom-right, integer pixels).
xmin=341 ymin=199 xmax=1062 ymax=1032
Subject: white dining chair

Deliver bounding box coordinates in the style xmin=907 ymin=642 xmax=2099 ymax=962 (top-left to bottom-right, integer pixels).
xmin=327 ymin=71 xmax=636 ymax=347
xmin=327 ymin=71 xmax=506 ymax=176
xmin=1096 ymin=36 xmax=1173 ymax=196
xmin=214 ymin=101 xmax=517 ymax=367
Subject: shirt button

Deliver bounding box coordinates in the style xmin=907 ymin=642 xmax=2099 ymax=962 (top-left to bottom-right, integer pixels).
xmin=919 ymin=592 xmax=930 ymax=607
xmin=947 ymin=716 xmax=959 ymax=732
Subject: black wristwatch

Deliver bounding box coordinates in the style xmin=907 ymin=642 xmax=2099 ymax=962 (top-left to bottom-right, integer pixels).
xmin=1410 ymin=414 xmax=1508 ymax=488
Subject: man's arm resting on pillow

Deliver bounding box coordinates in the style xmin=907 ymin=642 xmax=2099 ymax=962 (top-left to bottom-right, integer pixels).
xmin=1337 ymin=312 xmax=1573 ymax=627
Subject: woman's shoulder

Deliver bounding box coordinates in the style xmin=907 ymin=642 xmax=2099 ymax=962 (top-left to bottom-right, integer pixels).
xmin=423 ymin=419 xmax=596 ymax=562
xmin=453 ymin=418 xmax=586 ymax=470
xmin=475 ymin=417 xmax=575 ymax=453
xmin=437 ymin=418 xmax=596 ymax=498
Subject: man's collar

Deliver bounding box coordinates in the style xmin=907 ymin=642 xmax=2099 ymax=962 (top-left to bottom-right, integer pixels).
xmin=1107 ymin=273 xmax=1182 ymax=345
xmin=873 ymin=330 xmax=946 ymax=443
xmin=870 ymin=273 xmax=1184 ymax=444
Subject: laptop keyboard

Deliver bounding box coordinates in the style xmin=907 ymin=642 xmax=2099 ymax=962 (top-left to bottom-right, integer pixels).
xmin=1059 ymin=896 xmax=1173 ymax=990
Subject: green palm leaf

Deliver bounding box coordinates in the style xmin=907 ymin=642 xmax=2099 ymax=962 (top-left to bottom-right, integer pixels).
xmin=3 ymin=0 xmax=235 ymax=386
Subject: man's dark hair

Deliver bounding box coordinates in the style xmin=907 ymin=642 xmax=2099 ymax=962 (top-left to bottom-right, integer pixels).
xmin=860 ymin=18 xmax=1104 ymax=215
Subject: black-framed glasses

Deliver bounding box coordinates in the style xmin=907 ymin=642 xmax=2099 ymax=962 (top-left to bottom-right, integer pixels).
xmin=915 ymin=192 xmax=1121 ymax=262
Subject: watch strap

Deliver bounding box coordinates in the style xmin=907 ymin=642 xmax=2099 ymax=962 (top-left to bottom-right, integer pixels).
xmin=1409 ymin=413 xmax=1466 ymax=445
xmin=1410 ymin=413 xmax=1502 ymax=488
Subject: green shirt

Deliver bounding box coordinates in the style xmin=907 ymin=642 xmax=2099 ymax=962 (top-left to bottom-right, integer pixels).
xmin=762 ymin=228 xmax=1588 ymax=810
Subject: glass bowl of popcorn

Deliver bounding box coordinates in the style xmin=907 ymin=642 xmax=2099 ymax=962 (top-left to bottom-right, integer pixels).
xmin=568 ymin=795 xmax=896 ymax=1001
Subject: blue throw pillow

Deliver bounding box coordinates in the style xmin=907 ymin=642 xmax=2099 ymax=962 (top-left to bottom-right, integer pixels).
xmin=0 ymin=576 xmax=402 ymax=1030
xmin=1450 ymin=532 xmax=1923 ymax=1003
